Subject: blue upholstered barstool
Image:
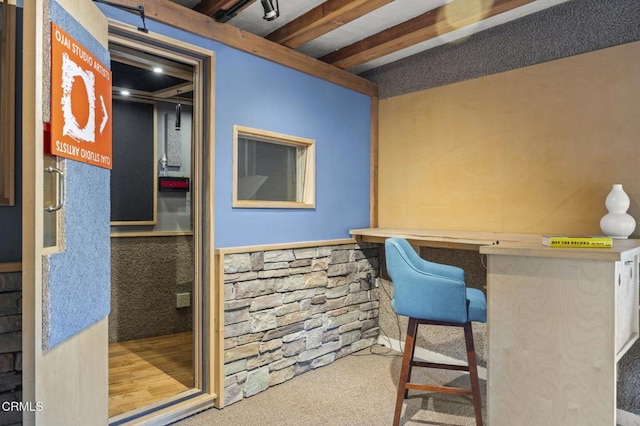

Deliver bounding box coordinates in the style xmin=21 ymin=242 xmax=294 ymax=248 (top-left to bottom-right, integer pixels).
xmin=385 ymin=237 xmax=487 ymax=426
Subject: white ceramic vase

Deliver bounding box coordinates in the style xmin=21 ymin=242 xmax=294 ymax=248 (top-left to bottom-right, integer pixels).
xmin=600 ymin=184 xmax=636 ymax=239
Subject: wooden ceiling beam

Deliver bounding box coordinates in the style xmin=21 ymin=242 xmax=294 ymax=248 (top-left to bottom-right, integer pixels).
xmin=320 ymin=0 xmax=534 ymax=69
xmin=195 ymin=0 xmax=256 ymax=18
xmin=194 ymin=0 xmax=237 ymax=17
xmin=265 ymin=0 xmax=393 ymax=49
xmin=102 ymin=0 xmax=377 ymax=97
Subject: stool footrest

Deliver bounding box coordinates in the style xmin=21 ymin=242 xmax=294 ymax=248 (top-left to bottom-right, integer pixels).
xmin=405 ymin=383 xmax=473 ymax=395
xmin=393 ymin=318 xmax=483 ymax=426
xmin=412 ymin=360 xmax=469 ymax=372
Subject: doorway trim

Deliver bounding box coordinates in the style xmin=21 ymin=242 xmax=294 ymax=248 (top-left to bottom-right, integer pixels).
xmin=106 ymin=20 xmax=220 ymax=425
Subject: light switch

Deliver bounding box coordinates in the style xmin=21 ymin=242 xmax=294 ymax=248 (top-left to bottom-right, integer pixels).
xmin=176 ymin=292 xmax=191 ymax=308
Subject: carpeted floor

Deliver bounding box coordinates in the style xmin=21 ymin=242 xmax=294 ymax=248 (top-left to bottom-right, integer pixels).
xmin=169 ymin=265 xmax=639 ymax=425
xmin=172 ymin=344 xmax=486 ymax=426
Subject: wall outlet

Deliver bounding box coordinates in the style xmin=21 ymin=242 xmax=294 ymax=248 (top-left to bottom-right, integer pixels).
xmin=366 ymin=273 xmax=375 ymax=289
xmin=176 ymin=292 xmax=191 ymax=308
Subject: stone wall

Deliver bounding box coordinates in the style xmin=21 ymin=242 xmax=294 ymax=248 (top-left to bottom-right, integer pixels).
xmin=0 ymin=272 xmax=21 ymax=426
xmin=222 ymin=242 xmax=380 ymax=406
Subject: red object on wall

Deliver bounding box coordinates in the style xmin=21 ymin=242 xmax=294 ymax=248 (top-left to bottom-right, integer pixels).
xmin=43 ymin=122 xmax=51 ymax=155
xmin=158 ymin=177 xmax=190 ymax=192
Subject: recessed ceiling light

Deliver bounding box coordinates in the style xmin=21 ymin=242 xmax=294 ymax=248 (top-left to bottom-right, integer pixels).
xmin=153 ymin=67 xmax=163 ymax=73
xmin=120 ymin=90 xmax=130 ymax=96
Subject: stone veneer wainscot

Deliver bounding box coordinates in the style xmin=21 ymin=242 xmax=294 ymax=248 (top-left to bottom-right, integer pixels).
xmin=0 ymin=272 xmax=21 ymax=425
xmin=222 ymin=242 xmax=380 ymax=406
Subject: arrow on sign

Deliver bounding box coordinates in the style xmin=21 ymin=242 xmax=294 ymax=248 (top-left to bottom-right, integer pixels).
xmin=99 ymin=95 xmax=108 ymax=134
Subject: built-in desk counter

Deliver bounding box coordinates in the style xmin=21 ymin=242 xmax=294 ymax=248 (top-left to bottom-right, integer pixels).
xmin=350 ymin=227 xmax=540 ymax=250
xmin=480 ymin=239 xmax=640 ymax=425
xmin=350 ymin=228 xmax=640 ymax=425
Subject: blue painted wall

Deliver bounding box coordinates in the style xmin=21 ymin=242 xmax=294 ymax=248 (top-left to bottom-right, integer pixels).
xmin=214 ymin=51 xmax=371 ymax=248
xmin=100 ymin=6 xmax=372 ymax=249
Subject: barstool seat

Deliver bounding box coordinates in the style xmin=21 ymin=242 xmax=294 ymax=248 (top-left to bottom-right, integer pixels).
xmin=385 ymin=237 xmax=487 ymax=426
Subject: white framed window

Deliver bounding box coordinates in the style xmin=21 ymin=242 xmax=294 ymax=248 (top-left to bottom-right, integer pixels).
xmin=233 ymin=125 xmax=315 ymax=209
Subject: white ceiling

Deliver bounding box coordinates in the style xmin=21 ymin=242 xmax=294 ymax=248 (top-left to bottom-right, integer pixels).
xmin=169 ymin=0 xmax=572 ymax=74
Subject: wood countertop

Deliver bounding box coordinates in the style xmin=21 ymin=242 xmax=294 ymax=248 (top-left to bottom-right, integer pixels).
xmin=350 ymin=227 xmax=640 ymax=260
xmin=479 ymin=238 xmax=640 ymax=261
xmin=350 ymin=227 xmax=540 ymax=250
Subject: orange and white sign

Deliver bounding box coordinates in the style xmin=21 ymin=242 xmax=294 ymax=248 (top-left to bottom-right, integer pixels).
xmin=50 ymin=22 xmax=112 ymax=169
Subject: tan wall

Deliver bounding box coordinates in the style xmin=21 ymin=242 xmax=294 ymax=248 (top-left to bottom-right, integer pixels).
xmin=378 ymin=41 xmax=640 ymax=237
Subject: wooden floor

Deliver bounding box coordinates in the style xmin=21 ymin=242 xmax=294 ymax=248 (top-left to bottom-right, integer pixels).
xmin=108 ymin=332 xmax=193 ymax=417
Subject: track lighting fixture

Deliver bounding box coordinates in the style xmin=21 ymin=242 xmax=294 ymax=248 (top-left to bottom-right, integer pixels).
xmin=261 ymin=0 xmax=279 ymax=21
xmin=92 ymin=0 xmax=148 ymax=33
xmin=175 ymin=90 xmax=181 ymax=130
xmin=215 ymin=0 xmax=280 ymax=23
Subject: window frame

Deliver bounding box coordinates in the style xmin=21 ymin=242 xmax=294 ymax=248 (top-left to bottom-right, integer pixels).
xmin=0 ymin=1 xmax=16 ymax=206
xmin=232 ymin=125 xmax=316 ymax=209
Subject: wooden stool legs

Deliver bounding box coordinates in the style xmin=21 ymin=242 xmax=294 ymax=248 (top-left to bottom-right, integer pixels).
xmin=464 ymin=321 xmax=484 ymax=426
xmin=393 ymin=318 xmax=419 ymax=425
xmin=392 ymin=318 xmax=483 ymax=426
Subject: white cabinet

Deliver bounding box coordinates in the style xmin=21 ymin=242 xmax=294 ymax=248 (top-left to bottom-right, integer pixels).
xmin=616 ymin=253 xmax=640 ymax=359
xmin=481 ymin=240 xmax=640 ymax=426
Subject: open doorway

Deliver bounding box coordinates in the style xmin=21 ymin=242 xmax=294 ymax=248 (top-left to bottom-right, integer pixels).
xmin=105 ymin=26 xmax=214 ymax=421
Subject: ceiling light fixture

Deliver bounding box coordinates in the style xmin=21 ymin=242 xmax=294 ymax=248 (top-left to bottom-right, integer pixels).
xmin=175 ymin=90 xmax=182 ymax=131
xmin=214 ymin=0 xmax=280 ymax=23
xmin=261 ymin=0 xmax=279 ymax=21
xmin=152 ymin=67 xmax=163 ymax=73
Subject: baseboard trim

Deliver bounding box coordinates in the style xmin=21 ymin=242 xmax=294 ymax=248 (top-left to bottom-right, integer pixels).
xmin=617 ymin=409 xmax=640 ymax=426
xmin=0 ymin=262 xmax=21 ymax=272
xmin=215 ymin=238 xmax=357 ymax=255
